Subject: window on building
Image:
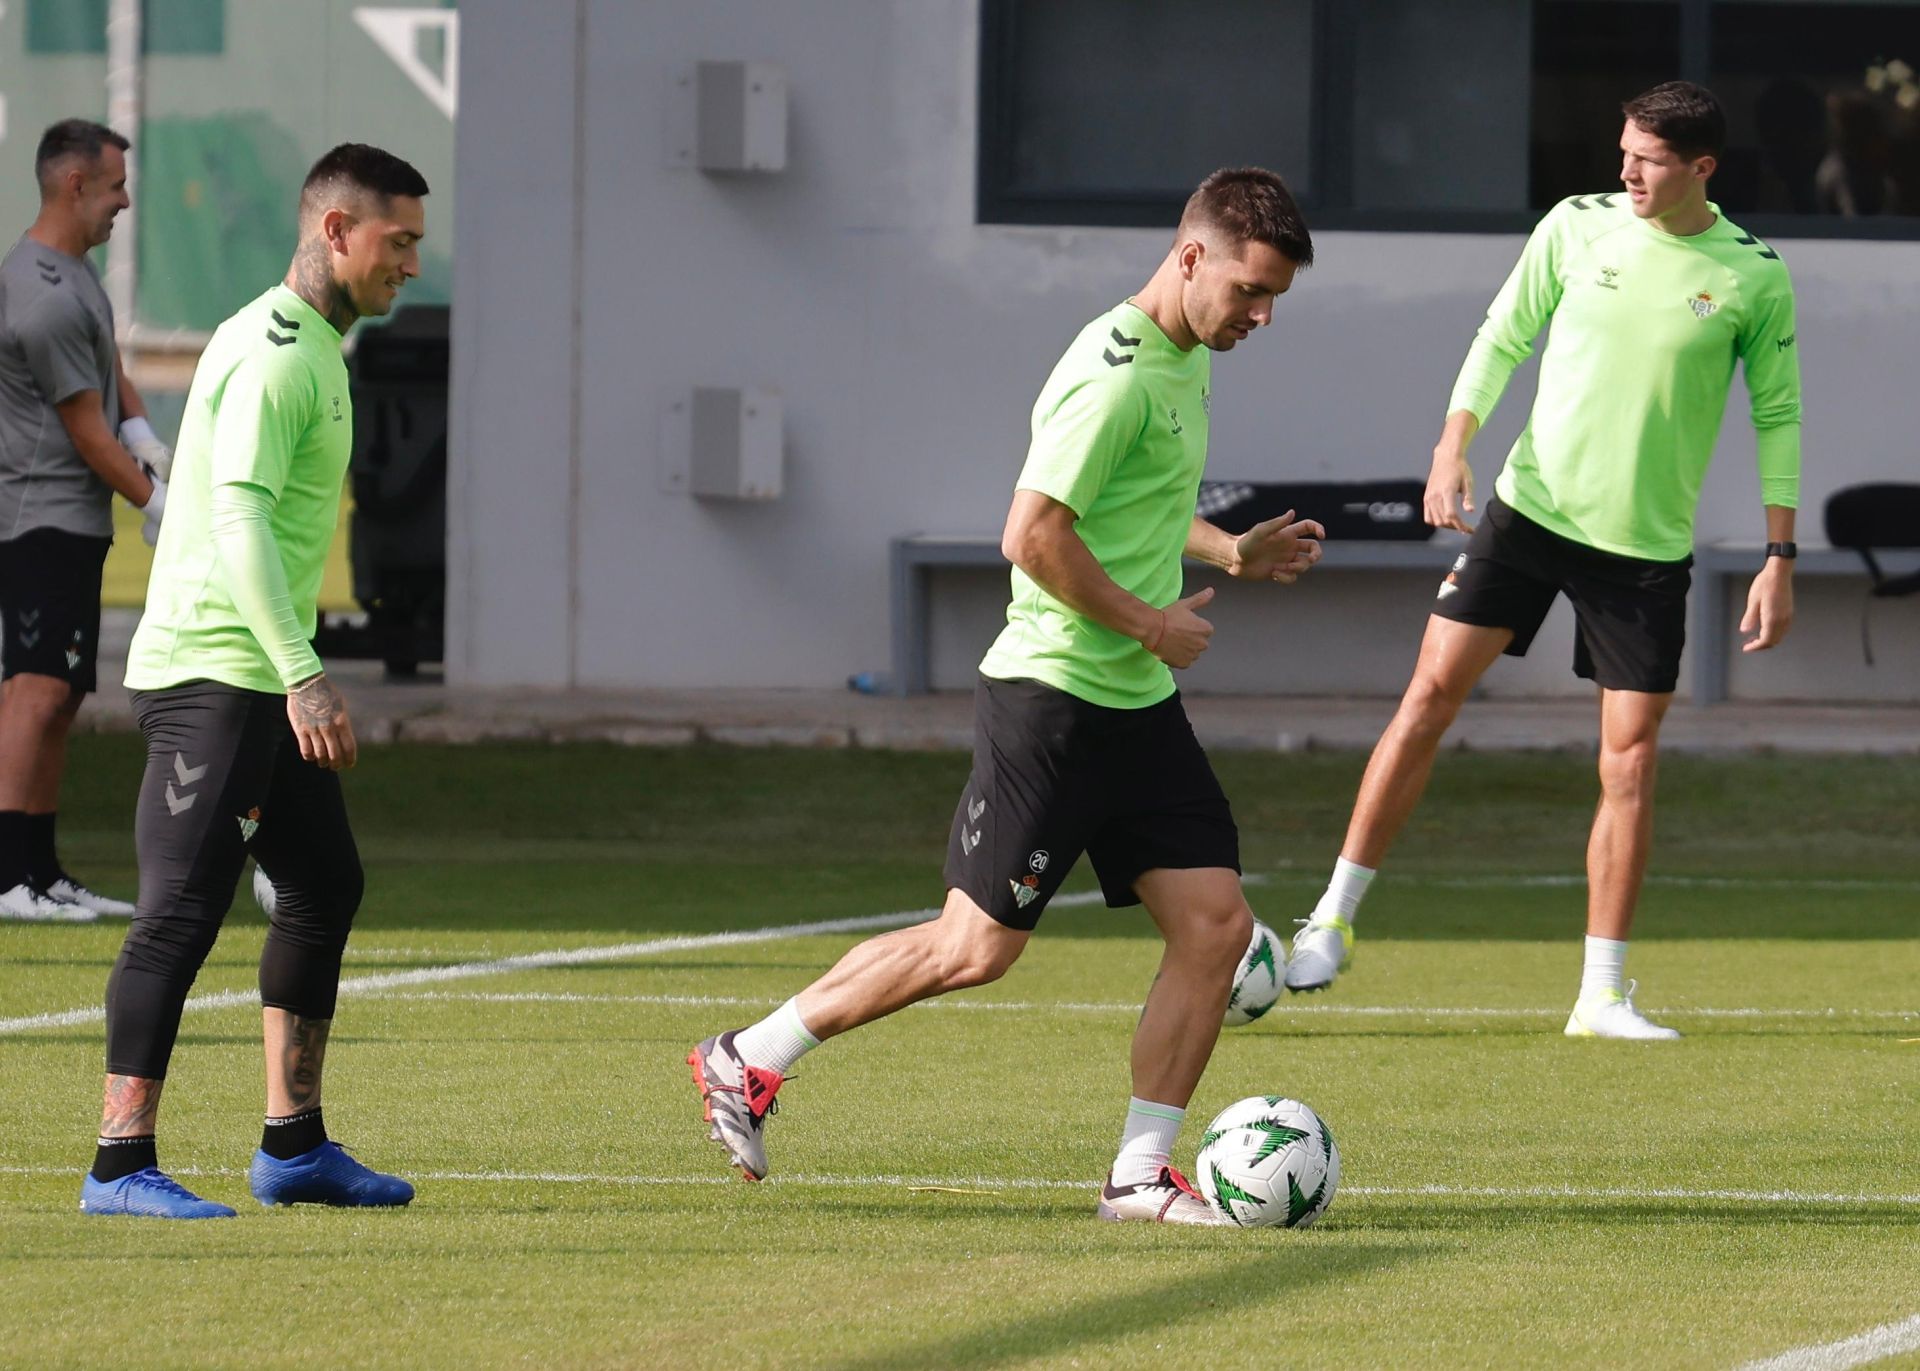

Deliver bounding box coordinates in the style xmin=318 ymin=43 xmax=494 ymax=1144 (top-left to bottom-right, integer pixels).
xmin=27 ymin=0 xmax=224 ymax=56
xmin=978 ymin=0 xmax=1920 ymax=235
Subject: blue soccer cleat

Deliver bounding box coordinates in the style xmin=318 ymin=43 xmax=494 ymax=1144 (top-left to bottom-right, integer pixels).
xmin=80 ymin=1167 xmax=238 ymax=1219
xmin=249 ymin=1141 xmax=415 ymax=1208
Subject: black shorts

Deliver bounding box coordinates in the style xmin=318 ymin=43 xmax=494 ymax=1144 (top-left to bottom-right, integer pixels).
xmin=1431 ymin=496 xmax=1691 ymax=694
xmin=943 ymin=676 xmax=1240 ymax=931
xmin=0 ymin=527 xmax=111 ymax=692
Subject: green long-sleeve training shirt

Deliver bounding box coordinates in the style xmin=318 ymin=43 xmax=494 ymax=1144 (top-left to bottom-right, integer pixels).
xmin=127 ymin=286 xmax=351 ymax=694
xmin=1448 ymin=193 xmax=1802 ymax=562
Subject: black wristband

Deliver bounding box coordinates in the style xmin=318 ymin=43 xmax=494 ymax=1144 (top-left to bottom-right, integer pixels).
xmin=1764 ymin=541 xmax=1797 ymax=561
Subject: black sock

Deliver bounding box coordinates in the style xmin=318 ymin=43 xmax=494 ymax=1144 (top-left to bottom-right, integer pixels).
xmin=0 ymin=810 xmax=27 ymax=889
xmin=261 ymin=1106 xmax=327 ymax=1159
xmin=91 ymin=1134 xmax=157 ymax=1182
xmin=25 ymin=811 xmax=57 ymax=889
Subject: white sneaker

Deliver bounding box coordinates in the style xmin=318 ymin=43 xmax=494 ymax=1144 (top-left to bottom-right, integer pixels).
xmin=1284 ymin=916 xmax=1351 ymax=992
xmin=1564 ymin=981 xmax=1681 ymax=1040
xmin=0 ymin=881 xmax=97 ymax=923
xmin=46 ymin=875 xmax=135 ymax=919
xmin=1096 ymin=1166 xmax=1227 ymax=1225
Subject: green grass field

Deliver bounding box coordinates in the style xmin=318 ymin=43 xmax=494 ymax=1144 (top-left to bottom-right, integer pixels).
xmin=3 ymin=737 xmax=1917 ymax=1370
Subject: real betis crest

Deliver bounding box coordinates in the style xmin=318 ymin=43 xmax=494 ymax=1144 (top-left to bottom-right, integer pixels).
xmin=1689 ymin=291 xmax=1719 ymax=319
xmin=237 ymin=807 xmax=261 ymax=841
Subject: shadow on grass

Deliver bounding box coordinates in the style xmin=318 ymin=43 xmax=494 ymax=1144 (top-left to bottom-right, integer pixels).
xmin=812 ymin=1239 xmax=1428 ymax=1371
xmin=1355 ymin=1198 xmax=1920 ymax=1230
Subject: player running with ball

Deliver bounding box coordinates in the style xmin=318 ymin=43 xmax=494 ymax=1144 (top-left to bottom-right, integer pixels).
xmin=692 ymin=168 xmax=1324 ymax=1223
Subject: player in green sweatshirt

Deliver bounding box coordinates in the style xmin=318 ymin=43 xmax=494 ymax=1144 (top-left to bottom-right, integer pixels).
xmin=84 ymin=144 xmax=428 ymax=1219
xmin=1289 ymin=82 xmax=1802 ymax=1039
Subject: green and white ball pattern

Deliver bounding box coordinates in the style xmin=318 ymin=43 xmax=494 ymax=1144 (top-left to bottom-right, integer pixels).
xmin=1223 ymin=919 xmax=1283 ymax=1026
xmin=1195 ymin=1095 xmax=1340 ymax=1228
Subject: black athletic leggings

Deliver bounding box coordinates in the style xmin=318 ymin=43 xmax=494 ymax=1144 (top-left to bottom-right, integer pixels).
xmin=105 ymin=682 xmax=364 ymax=1079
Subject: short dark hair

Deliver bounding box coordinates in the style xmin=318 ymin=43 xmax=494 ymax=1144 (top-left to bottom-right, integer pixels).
xmin=34 ymin=119 xmax=130 ymax=190
xmin=1179 ymin=167 xmax=1314 ymax=267
xmin=1623 ymin=81 xmax=1726 ymax=160
xmin=299 ymin=143 xmax=430 ymax=223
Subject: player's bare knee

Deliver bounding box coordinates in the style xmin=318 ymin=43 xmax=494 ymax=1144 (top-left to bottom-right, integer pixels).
xmin=1598 ymin=739 xmax=1659 ymax=801
xmin=941 ymin=935 xmax=1019 ymax=989
xmin=1212 ymin=904 xmax=1255 ymax=964
xmin=1400 ymin=674 xmax=1466 ymax=735
xmin=1 ymin=672 xmax=77 ymax=727
xmin=1172 ymin=900 xmax=1252 ymax=968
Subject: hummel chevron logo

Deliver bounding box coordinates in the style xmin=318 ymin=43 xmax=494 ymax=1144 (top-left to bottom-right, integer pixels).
xmin=1103 ymin=326 xmax=1141 ymax=367
xmin=270 ymin=309 xmax=301 ymax=331
xmin=1567 ymin=193 xmax=1617 ymax=210
xmin=36 ymin=260 xmax=60 ymax=283
xmin=266 ymin=329 xmax=296 ymax=346
xmin=19 ymin=630 xmax=40 ymax=648
xmin=968 ymin=796 xmax=986 ymax=823
xmin=1734 ymin=231 xmax=1780 ymax=261
xmin=165 ymin=753 xmax=210 ymax=816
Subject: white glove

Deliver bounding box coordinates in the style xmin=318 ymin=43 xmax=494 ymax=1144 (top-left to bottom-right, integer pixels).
xmin=140 ymin=476 xmax=167 ymax=547
xmin=121 ymin=415 xmax=173 ymax=482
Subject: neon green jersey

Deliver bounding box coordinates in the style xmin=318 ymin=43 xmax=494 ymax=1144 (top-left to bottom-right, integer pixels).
xmin=1449 ymin=194 xmax=1801 ymax=561
xmin=127 ymin=286 xmax=351 ymax=693
xmin=979 ymin=301 xmax=1210 ymax=709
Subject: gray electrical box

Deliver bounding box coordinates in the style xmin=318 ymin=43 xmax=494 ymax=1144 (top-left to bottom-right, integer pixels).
xmin=690 ymin=387 xmax=783 ymax=500
xmin=696 ymin=60 xmax=787 ymax=172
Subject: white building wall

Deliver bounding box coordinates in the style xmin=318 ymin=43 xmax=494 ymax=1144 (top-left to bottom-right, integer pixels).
xmin=451 ymin=0 xmax=1920 ymax=701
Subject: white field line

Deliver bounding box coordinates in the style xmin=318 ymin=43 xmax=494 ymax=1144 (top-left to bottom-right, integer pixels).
xmin=2 ymin=1163 xmax=1916 ymax=1208
xmin=0 ymin=1164 xmax=1913 ymax=1207
xmin=1734 ymin=1313 xmax=1920 ymax=1371
xmin=5 ymin=867 xmax=1914 ymax=1038
xmin=370 ymin=990 xmax=1920 ymax=1021
xmin=0 ymin=894 xmax=1101 ymax=1038
xmin=1404 ymin=875 xmax=1920 ymax=892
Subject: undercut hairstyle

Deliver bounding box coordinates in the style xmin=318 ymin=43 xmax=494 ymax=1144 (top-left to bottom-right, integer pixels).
xmin=34 ymin=119 xmax=130 ymax=193
xmin=298 ymin=143 xmax=430 ymax=227
xmin=1178 ymin=167 xmax=1314 ymax=268
xmin=1623 ymin=81 xmax=1726 ymax=160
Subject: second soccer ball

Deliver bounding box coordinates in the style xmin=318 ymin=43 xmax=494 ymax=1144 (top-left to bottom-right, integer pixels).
xmin=1223 ymin=918 xmax=1283 ymax=1026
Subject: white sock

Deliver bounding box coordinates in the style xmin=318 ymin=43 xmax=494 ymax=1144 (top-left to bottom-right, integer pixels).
xmin=1312 ymin=857 xmax=1376 ymax=925
xmin=732 ymin=997 xmax=819 ymax=1076
xmin=1111 ymin=1097 xmax=1185 ymax=1187
xmin=1579 ymin=936 xmax=1629 ymax=1001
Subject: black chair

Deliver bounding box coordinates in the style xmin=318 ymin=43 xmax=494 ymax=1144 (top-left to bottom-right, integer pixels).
xmin=1823 ymin=483 xmax=1920 ymax=663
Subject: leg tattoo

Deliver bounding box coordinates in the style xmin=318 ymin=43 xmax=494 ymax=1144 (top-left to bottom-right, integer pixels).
xmin=99 ymin=1074 xmax=163 ymax=1138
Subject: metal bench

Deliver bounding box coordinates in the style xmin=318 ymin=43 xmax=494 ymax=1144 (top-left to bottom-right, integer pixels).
xmin=1689 ymin=544 xmax=1920 ymax=704
xmin=888 ymin=534 xmax=1459 ymax=696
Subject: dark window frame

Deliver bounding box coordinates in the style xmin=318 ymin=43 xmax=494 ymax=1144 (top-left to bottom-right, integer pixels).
xmin=976 ymin=0 xmax=1920 ymax=239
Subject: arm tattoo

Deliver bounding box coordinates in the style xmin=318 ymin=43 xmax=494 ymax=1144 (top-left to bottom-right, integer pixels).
xmin=282 ymin=1017 xmax=332 ymax=1112
xmin=100 ymin=1074 xmax=163 ymax=1137
xmin=290 ymin=675 xmax=346 ymax=730
xmin=287 ymin=236 xmax=358 ymax=334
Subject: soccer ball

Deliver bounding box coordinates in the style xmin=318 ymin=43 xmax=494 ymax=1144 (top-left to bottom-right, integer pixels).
xmin=1223 ymin=919 xmax=1283 ymax=1026
xmin=1195 ymin=1095 xmax=1340 ymax=1228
